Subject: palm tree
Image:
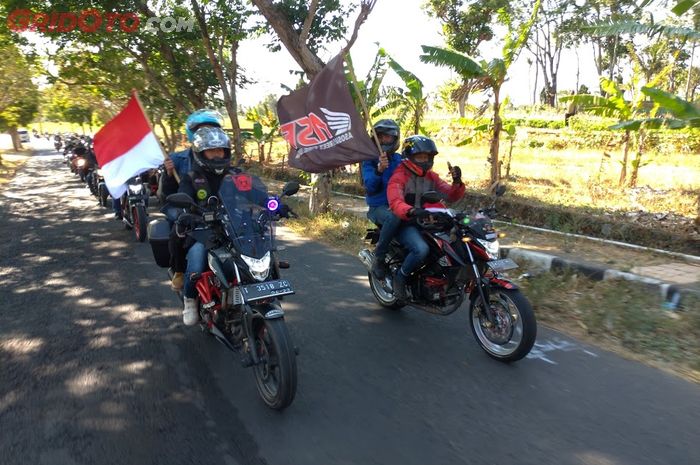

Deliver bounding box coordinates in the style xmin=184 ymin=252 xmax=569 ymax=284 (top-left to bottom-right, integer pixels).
xmin=419 ymin=0 xmax=541 ymax=185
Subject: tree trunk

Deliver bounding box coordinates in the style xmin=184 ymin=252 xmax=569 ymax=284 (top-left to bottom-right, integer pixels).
xmin=686 ymin=42 xmax=696 ymax=100
xmin=533 ymin=59 xmax=538 ymax=105
xmin=228 ymin=41 xmax=243 ymax=162
xmin=489 ymin=88 xmax=502 ymax=186
xmin=618 ymin=130 xmax=630 ymax=187
xmin=158 ymin=119 xmax=173 ymax=153
xmin=9 ymin=127 xmax=21 ymax=151
xmin=458 ymin=93 xmax=467 ymax=117
xmin=309 ymin=173 xmax=332 ymax=215
xmin=505 ymin=138 xmax=514 ymax=179
xmin=628 ymin=130 xmax=645 ymax=188
xmin=251 ymin=0 xmax=330 ymax=214
xmin=191 ymin=0 xmax=242 ymax=162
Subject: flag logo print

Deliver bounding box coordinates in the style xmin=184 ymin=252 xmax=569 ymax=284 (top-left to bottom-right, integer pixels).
xmin=320 ymin=107 xmax=351 ymax=136
xmin=276 ymin=54 xmax=379 ymax=172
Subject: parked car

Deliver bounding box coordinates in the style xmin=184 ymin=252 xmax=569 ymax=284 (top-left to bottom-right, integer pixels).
xmin=17 ymin=129 xmax=30 ymax=143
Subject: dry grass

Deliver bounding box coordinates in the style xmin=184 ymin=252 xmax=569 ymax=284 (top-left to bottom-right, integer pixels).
xmin=0 ymin=152 xmax=30 ymax=189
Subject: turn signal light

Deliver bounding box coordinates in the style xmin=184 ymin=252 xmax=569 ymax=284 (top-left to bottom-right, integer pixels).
xmin=462 ymin=237 xmax=471 ymax=243
xmin=498 ymin=233 xmax=507 ymax=238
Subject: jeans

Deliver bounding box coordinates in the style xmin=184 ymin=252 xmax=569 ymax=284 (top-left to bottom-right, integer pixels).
xmin=112 ymin=197 xmax=122 ymax=215
xmin=367 ymin=205 xmax=402 ymax=259
xmin=184 ymin=242 xmax=207 ymax=298
xmin=396 ymin=225 xmax=430 ymax=275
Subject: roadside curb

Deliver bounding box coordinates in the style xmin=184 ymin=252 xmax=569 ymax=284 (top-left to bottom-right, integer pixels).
xmin=502 ymin=246 xmax=697 ymax=308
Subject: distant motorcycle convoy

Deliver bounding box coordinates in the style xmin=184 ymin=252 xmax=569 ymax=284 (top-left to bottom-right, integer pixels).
xmin=53 ymin=132 xmax=537 ymax=410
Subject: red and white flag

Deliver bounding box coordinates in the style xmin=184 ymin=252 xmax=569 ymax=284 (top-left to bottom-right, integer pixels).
xmin=93 ymin=92 xmax=164 ymax=198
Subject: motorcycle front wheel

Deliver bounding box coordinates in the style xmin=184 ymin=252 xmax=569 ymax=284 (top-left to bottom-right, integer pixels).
xmin=469 ymin=288 xmax=536 ymax=363
xmin=253 ymin=318 xmax=297 ymax=410
xmin=133 ymin=205 xmax=148 ymax=242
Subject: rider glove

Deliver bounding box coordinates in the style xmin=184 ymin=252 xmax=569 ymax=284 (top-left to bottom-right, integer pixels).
xmin=409 ymin=207 xmax=431 ymax=219
xmin=451 ymin=165 xmax=462 ymax=185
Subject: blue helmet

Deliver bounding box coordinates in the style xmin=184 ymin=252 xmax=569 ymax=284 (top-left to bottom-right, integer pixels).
xmin=185 ymin=109 xmax=224 ymax=142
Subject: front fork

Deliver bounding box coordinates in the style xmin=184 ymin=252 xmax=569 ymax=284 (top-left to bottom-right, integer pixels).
xmin=464 ymin=244 xmax=496 ymax=326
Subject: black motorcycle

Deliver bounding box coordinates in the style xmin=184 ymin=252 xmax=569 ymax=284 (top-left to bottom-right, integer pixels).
xmin=359 ymin=187 xmax=537 ymax=362
xmin=148 ymin=173 xmax=300 ymax=410
xmin=120 ymin=174 xmax=150 ymax=242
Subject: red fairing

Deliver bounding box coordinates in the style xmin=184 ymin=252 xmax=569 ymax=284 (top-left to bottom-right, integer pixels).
xmin=195 ymin=271 xmax=222 ymax=307
xmin=490 ymin=277 xmax=517 ymax=289
xmin=468 ymin=241 xmax=492 ymax=261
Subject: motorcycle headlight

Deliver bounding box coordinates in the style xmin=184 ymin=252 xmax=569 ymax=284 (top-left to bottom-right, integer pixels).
xmin=96 ymin=169 xmax=103 ymax=176
xmin=128 ymin=184 xmax=142 ymax=194
xmin=240 ymin=251 xmax=271 ymax=281
xmin=76 ymin=159 xmax=86 ymax=167
xmin=477 ymin=238 xmax=500 ymax=260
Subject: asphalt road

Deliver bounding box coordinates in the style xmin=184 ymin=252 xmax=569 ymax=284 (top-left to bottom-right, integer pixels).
xmin=2 ymin=147 xmax=699 ymax=465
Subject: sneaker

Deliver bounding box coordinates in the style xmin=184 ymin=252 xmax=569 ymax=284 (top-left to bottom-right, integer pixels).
xmin=171 ymin=272 xmax=184 ymax=291
xmin=393 ymin=270 xmax=408 ymax=301
xmin=183 ymin=297 xmax=199 ymax=326
xmin=371 ymin=256 xmax=388 ymax=280
xmin=113 ymin=212 xmax=123 ymax=221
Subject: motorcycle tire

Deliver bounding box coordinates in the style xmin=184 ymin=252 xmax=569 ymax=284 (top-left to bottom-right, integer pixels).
xmin=253 ymin=318 xmax=297 ymax=410
xmin=469 ymin=288 xmax=537 ymax=363
xmin=368 ymin=273 xmax=405 ymax=310
xmin=99 ymin=187 xmax=108 ymax=207
xmin=133 ymin=205 xmax=148 ymax=242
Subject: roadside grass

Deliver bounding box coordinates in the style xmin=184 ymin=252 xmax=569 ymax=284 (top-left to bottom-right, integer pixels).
xmin=259 ymin=138 xmax=698 ymax=219
xmin=281 ymin=204 xmax=700 ymax=382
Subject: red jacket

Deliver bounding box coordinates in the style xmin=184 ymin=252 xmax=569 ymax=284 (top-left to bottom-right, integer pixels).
xmin=387 ymin=162 xmax=465 ymax=220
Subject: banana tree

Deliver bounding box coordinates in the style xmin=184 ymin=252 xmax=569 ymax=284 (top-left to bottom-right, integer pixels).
xmin=373 ymin=55 xmax=427 ymax=135
xmin=420 ymin=0 xmax=541 ymax=185
xmin=561 ymin=78 xmax=643 ymax=186
xmin=346 ymin=46 xmax=389 ymax=121
xmin=244 ymin=103 xmax=280 ymax=164
xmin=611 ymin=86 xmax=700 ymax=185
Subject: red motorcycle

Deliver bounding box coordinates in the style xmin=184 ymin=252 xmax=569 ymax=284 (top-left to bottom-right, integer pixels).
xmin=359 ymin=187 xmax=537 ymax=362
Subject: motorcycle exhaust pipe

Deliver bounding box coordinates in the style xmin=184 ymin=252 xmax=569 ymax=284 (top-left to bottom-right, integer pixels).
xmin=358 ymin=248 xmax=374 ymax=272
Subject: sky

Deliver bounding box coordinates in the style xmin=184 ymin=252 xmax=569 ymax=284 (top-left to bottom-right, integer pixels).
xmin=236 ymin=0 xmax=602 ymax=108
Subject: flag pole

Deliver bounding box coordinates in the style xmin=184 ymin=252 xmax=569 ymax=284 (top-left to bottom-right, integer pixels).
xmin=343 ymin=53 xmax=383 ymax=157
xmin=132 ymin=89 xmax=180 ymax=184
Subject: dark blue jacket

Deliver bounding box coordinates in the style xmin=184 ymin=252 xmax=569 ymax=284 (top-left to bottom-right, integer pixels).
xmin=361 ymin=152 xmax=402 ymax=207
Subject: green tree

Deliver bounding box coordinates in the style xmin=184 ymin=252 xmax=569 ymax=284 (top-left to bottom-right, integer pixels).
xmin=420 ymin=0 xmax=541 ymax=185
xmin=424 ymin=0 xmax=510 ymax=116
xmin=0 ymin=43 xmax=39 ymax=150
xmin=374 ymin=55 xmax=427 ymax=135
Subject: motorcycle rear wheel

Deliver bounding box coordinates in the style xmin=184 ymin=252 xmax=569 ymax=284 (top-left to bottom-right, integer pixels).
xmin=253 ymin=319 xmax=297 ymax=410
xmin=133 ymin=205 xmax=148 ymax=242
xmin=368 ymin=273 xmax=405 ymax=310
xmin=469 ymin=289 xmax=536 ymax=363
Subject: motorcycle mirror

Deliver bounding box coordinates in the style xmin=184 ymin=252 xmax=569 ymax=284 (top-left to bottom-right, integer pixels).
xmin=166 ymin=193 xmax=197 ymax=209
xmin=281 ymin=181 xmax=300 ymax=197
xmin=420 ymin=191 xmax=442 ymax=204
xmin=207 ymin=196 xmax=219 ymax=208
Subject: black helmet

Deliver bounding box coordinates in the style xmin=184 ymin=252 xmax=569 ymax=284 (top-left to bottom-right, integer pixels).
xmin=372 ymin=119 xmax=400 ymax=154
xmin=191 ymin=126 xmax=232 ymax=175
xmin=401 ymin=135 xmax=438 ymax=176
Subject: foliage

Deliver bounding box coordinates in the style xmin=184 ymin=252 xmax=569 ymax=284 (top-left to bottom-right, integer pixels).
xmin=373 ymin=54 xmax=428 ymax=135
xmin=0 ymin=43 xmax=39 ymax=132
xmin=346 ymin=46 xmax=389 ymax=122
xmin=257 ymin=0 xmax=355 ymax=55
xmin=611 ymin=86 xmax=700 ymax=129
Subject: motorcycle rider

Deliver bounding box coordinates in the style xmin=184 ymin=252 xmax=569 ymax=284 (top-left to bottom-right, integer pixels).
xmin=161 ymin=109 xmax=225 ymax=291
xmin=361 ymin=119 xmax=403 ymax=280
xmin=173 ymin=126 xmax=237 ymax=325
xmin=387 ymin=135 xmax=465 ymax=301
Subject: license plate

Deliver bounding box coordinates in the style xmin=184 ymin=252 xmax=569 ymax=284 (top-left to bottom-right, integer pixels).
xmin=488 ymin=258 xmax=519 ymax=272
xmin=240 ymin=279 xmax=294 ymax=302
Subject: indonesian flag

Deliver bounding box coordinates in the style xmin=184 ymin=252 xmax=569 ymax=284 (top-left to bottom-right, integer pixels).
xmin=93 ymin=92 xmax=164 ymax=198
